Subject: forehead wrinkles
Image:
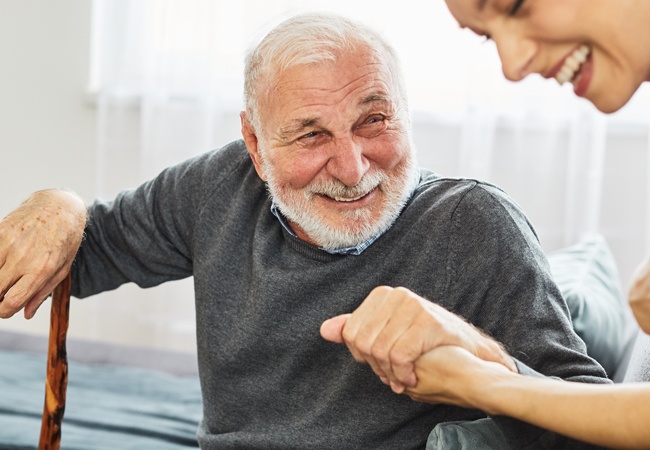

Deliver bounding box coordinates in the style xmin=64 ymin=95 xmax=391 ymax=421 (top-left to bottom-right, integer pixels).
xmin=278 ymin=58 xmax=396 ymax=117
xmin=257 ymin=48 xmax=401 ymax=134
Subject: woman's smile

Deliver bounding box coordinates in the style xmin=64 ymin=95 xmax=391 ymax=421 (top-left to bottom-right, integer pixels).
xmin=544 ymin=44 xmax=593 ymax=96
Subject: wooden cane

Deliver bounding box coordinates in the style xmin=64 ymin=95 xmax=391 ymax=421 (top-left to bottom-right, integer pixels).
xmin=38 ymin=272 xmax=71 ymax=450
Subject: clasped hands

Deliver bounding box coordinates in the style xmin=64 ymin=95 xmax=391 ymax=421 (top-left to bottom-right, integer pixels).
xmin=320 ymin=286 xmax=517 ymax=405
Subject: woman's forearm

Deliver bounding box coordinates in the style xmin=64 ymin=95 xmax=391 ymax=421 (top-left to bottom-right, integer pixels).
xmin=477 ymin=373 xmax=650 ymax=449
xmin=409 ymin=347 xmax=650 ymax=450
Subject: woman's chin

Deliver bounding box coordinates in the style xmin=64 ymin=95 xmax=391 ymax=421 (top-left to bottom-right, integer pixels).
xmin=590 ymin=86 xmax=642 ymax=114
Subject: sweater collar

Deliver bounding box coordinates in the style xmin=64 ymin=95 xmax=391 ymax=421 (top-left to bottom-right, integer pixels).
xmin=269 ymin=175 xmax=418 ymax=256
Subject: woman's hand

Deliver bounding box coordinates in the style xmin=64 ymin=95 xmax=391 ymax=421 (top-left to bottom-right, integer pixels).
xmin=404 ymin=345 xmax=512 ymax=412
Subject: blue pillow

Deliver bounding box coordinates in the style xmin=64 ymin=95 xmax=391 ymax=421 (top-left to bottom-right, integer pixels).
xmin=547 ymin=233 xmax=628 ymax=377
xmin=427 ymin=419 xmax=509 ymax=450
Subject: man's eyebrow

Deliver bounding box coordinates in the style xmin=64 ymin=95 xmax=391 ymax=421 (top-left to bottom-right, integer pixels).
xmin=277 ymin=95 xmax=393 ymax=140
xmin=278 ymin=118 xmax=320 ymax=139
xmin=360 ymin=93 xmax=393 ymax=108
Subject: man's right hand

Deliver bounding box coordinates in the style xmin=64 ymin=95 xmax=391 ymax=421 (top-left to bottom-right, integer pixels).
xmin=0 ymin=189 xmax=86 ymax=319
xmin=320 ymin=286 xmax=517 ymax=394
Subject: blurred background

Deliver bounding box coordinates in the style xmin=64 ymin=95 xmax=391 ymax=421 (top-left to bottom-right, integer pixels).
xmin=2 ymin=0 xmax=649 ymax=354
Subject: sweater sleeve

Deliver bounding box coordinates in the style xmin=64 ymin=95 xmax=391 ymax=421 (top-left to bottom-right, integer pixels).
xmin=444 ymin=182 xmax=609 ymax=449
xmin=71 ymin=142 xmax=248 ymax=298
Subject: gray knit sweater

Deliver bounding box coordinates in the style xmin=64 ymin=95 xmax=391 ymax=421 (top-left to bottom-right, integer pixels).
xmin=72 ymin=140 xmax=608 ymax=449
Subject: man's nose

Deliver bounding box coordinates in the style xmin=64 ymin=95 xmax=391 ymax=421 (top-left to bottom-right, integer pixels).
xmin=494 ymin=31 xmax=537 ymax=82
xmin=327 ymin=138 xmax=370 ymax=186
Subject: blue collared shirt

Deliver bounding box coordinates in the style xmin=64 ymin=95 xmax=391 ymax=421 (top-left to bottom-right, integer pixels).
xmin=270 ymin=202 xmax=381 ymax=255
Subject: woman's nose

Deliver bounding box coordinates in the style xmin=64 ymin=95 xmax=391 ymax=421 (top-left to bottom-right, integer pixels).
xmin=493 ymin=31 xmax=537 ymax=82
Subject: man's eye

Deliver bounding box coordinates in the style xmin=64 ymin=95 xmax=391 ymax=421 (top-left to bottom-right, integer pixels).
xmin=356 ymin=115 xmax=387 ymax=138
xmin=300 ymin=132 xmax=319 ymax=140
xmin=296 ymin=131 xmax=328 ymax=146
xmin=365 ymin=115 xmax=384 ymax=125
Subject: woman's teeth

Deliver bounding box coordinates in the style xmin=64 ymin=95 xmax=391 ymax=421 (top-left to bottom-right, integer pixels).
xmin=556 ymin=45 xmax=590 ymax=85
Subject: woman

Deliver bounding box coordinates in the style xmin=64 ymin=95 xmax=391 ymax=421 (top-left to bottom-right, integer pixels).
xmin=401 ymin=1 xmax=650 ymax=449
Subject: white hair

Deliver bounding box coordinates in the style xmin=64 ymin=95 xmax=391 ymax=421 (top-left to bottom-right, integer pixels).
xmin=243 ymin=12 xmax=409 ymax=133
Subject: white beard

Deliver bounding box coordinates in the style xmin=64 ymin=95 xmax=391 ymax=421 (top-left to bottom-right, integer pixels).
xmin=260 ymin=149 xmax=419 ymax=250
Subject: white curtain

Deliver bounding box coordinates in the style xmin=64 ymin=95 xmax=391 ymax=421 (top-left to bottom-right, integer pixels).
xmin=87 ymin=0 xmax=650 ymax=352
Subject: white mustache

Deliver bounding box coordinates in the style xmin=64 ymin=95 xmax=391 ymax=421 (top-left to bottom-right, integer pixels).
xmin=306 ymin=171 xmax=386 ymax=201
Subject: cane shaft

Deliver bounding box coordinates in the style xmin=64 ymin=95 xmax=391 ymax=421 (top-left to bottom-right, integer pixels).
xmin=38 ymin=273 xmax=71 ymax=450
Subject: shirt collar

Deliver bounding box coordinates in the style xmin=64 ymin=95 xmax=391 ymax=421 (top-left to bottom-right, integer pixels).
xmin=270 ymin=202 xmax=379 ymax=255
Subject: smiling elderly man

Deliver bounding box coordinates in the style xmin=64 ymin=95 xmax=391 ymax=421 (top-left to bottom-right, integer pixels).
xmin=0 ymin=12 xmax=607 ymax=450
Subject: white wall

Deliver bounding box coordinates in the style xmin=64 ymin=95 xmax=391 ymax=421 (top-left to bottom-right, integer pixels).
xmin=0 ymin=0 xmax=98 ymax=340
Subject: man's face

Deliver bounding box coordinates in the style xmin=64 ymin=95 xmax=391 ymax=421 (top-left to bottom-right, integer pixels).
xmin=244 ymin=45 xmax=417 ymax=250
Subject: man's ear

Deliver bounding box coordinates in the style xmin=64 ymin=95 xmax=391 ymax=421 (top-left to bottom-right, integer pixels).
xmin=240 ymin=111 xmax=266 ymax=181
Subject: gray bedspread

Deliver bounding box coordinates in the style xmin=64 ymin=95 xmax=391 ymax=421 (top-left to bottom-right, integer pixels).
xmin=0 ymin=349 xmax=201 ymax=450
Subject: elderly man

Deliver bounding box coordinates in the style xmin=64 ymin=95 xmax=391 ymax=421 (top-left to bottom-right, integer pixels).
xmin=0 ymin=12 xmax=607 ymax=450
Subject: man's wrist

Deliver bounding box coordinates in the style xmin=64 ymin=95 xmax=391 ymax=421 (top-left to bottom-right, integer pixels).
xmin=37 ymin=189 xmax=88 ymax=227
xmin=482 ymin=337 xmax=518 ymax=373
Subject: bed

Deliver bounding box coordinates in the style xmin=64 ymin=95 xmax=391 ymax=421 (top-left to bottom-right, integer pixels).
xmin=0 ymin=330 xmax=202 ymax=450
xmin=0 ymin=234 xmax=638 ymax=449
